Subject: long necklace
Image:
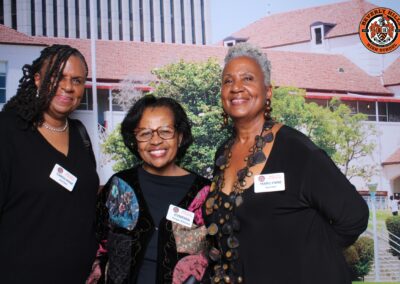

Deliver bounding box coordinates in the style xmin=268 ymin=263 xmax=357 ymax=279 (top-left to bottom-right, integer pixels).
xmin=205 ymin=120 xmax=275 ymax=284
xmin=42 ymin=120 xmax=69 ymax=132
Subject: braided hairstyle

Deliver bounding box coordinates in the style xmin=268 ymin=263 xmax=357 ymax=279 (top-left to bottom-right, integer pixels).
xmin=2 ymin=44 xmax=88 ymax=128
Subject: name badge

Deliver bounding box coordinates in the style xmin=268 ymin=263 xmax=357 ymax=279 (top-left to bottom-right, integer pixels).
xmin=166 ymin=204 xmax=194 ymax=228
xmin=49 ymin=164 xmax=77 ymax=192
xmin=254 ymin=173 xmax=285 ymax=193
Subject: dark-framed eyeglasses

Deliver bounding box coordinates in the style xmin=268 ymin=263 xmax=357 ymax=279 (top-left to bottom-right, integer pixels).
xmin=134 ymin=126 xmax=176 ymax=142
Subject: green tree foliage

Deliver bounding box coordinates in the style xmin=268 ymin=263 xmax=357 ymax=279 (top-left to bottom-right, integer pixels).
xmin=273 ymin=88 xmax=377 ymax=181
xmin=102 ymin=125 xmax=138 ymax=172
xmin=103 ymin=60 xmax=377 ymax=181
xmin=150 ymin=59 xmax=228 ymax=177
xmin=386 ymin=216 xmax=400 ymax=258
xmin=344 ymin=236 xmax=374 ymax=281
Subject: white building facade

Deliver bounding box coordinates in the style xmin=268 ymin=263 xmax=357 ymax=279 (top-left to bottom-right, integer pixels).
xmin=0 ymin=0 xmax=211 ymax=44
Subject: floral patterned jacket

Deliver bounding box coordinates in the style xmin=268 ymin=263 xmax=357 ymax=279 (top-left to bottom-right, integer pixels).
xmin=95 ymin=166 xmax=210 ymax=284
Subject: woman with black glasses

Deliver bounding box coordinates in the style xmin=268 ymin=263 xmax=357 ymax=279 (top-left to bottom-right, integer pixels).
xmin=92 ymin=95 xmax=210 ymax=284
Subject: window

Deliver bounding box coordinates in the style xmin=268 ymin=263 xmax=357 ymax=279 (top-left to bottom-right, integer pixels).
xmin=341 ymin=100 xmax=357 ymax=114
xmin=75 ymin=0 xmax=80 ymax=38
xmin=97 ymin=0 xmax=101 ymax=39
xmin=314 ymin=27 xmax=322 ymax=45
xmin=180 ymin=0 xmax=185 ymax=43
xmin=150 ymin=0 xmax=155 ymax=42
xmin=358 ymin=101 xmax=376 ymax=121
xmin=86 ymin=0 xmax=91 ymax=38
xmin=200 ymin=0 xmax=205 ymax=44
xmin=378 ymin=102 xmax=388 ymax=122
xmin=118 ymin=0 xmax=123 ymax=40
xmin=107 ymin=0 xmax=112 ymax=40
xmin=64 ymin=0 xmax=69 ymax=37
xmin=190 ymin=0 xmax=195 ymax=44
xmin=31 ymin=0 xmax=36 ymax=35
xmin=53 ymin=0 xmax=58 ymax=37
xmin=160 ymin=0 xmax=164 ymax=42
xmin=129 ymin=0 xmax=134 ymax=41
xmin=139 ymin=0 xmax=144 ymax=41
xmin=42 ymin=0 xmax=47 ymax=36
xmin=388 ymin=102 xmax=400 ymax=122
xmin=77 ymin=88 xmax=93 ymax=110
xmin=305 ymin=98 xmax=328 ymax=107
xmin=11 ymin=0 xmax=17 ymax=29
xmin=0 ymin=0 xmax=4 ymax=25
xmin=170 ymin=0 xmax=175 ymax=43
xmin=0 ymin=62 xmax=7 ymax=103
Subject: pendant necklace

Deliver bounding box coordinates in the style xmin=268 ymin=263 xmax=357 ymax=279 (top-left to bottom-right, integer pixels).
xmin=205 ymin=120 xmax=275 ymax=284
xmin=42 ymin=120 xmax=69 ymax=132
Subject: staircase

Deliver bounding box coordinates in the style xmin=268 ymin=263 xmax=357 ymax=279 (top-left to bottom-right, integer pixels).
xmin=363 ymin=229 xmax=400 ymax=282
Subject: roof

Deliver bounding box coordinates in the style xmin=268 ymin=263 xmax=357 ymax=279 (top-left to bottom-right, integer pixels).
xmin=0 ymin=24 xmax=44 ymax=46
xmin=35 ymin=36 xmax=227 ymax=81
xmin=266 ymin=50 xmax=391 ymax=95
xmin=382 ymin=148 xmax=400 ymax=166
xmin=383 ymin=57 xmax=400 ymax=86
xmin=0 ymin=25 xmax=393 ymax=96
xmin=229 ymin=0 xmax=376 ymax=48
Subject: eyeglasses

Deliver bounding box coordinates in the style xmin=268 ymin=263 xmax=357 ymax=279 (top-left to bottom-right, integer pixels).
xmin=134 ymin=126 xmax=176 ymax=142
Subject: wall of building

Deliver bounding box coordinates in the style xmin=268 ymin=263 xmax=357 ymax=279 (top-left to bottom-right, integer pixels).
xmin=0 ymin=44 xmax=43 ymax=106
xmin=1 ymin=0 xmax=211 ymax=45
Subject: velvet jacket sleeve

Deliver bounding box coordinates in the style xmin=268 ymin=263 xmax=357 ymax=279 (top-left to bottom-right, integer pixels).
xmin=300 ymin=148 xmax=369 ymax=248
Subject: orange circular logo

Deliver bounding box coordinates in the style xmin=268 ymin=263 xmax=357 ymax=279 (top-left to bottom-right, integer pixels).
xmin=359 ymin=7 xmax=400 ymax=54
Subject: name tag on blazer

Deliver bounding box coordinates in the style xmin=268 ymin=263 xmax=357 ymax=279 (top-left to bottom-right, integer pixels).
xmin=254 ymin=173 xmax=285 ymax=193
xmin=166 ymin=205 xmax=195 ymax=228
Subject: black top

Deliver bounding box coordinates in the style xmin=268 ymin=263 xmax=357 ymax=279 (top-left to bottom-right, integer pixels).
xmin=96 ymin=166 xmax=210 ymax=284
xmin=205 ymin=125 xmax=369 ymax=284
xmin=0 ymin=111 xmax=99 ymax=284
xmin=137 ymin=167 xmax=196 ymax=284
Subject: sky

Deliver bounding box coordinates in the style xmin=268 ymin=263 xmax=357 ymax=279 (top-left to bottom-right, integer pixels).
xmin=210 ymin=0 xmax=400 ymax=44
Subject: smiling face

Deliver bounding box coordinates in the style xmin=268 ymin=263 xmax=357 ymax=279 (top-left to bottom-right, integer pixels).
xmin=35 ymin=55 xmax=87 ymax=120
xmin=221 ymin=56 xmax=271 ymax=122
xmin=135 ymin=106 xmax=182 ymax=175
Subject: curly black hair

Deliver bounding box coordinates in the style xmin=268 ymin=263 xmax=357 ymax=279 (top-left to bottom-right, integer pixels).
xmin=2 ymin=44 xmax=88 ymax=128
xmin=121 ymin=95 xmax=193 ymax=161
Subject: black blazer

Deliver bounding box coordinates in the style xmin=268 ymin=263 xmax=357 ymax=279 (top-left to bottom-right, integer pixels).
xmin=96 ymin=166 xmax=210 ymax=284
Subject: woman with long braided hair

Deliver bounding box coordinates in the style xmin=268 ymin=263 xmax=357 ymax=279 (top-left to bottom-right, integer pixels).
xmin=0 ymin=44 xmax=99 ymax=283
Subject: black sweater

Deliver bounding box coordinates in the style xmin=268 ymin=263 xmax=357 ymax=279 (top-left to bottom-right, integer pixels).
xmin=205 ymin=125 xmax=369 ymax=284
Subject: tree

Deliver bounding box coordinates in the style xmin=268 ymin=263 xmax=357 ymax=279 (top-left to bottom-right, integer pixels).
xmin=112 ymin=75 xmax=145 ymax=111
xmin=103 ymin=60 xmax=377 ymax=182
xmin=272 ymin=87 xmax=377 ymax=181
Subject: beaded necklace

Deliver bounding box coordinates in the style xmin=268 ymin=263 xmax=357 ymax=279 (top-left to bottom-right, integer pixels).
xmin=205 ymin=120 xmax=275 ymax=284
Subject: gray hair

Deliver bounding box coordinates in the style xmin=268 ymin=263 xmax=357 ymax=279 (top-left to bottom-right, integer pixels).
xmin=224 ymin=43 xmax=271 ymax=86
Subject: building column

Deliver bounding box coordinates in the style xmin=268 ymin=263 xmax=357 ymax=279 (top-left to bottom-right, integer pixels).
xmin=133 ymin=0 xmax=141 ymax=41
xmin=163 ymin=0 xmax=171 ymax=43
xmin=68 ymin=0 xmax=76 ymax=38
xmin=17 ymin=1 xmax=31 ymax=35
xmin=57 ymin=0 xmax=65 ymax=37
xmin=122 ymin=0 xmax=130 ymax=41
xmin=183 ymin=0 xmax=192 ymax=44
xmin=3 ymin=0 xmax=12 ymax=27
xmin=173 ymin=0 xmax=182 ymax=43
xmin=35 ymin=0 xmax=43 ymax=36
xmin=152 ymin=0 xmax=161 ymax=42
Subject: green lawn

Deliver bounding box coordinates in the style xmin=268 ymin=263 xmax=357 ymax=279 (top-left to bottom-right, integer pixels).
xmin=367 ymin=209 xmax=392 ymax=231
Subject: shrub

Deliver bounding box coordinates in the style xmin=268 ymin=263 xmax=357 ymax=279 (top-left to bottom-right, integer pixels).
xmin=344 ymin=236 xmax=374 ymax=281
xmin=386 ymin=216 xmax=400 ymax=258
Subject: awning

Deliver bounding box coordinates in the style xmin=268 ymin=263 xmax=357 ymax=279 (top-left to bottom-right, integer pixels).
xmin=84 ymin=82 xmax=153 ymax=92
xmin=305 ymin=92 xmax=400 ymax=103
